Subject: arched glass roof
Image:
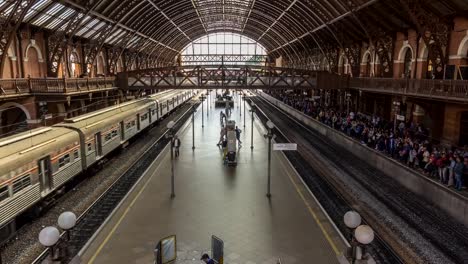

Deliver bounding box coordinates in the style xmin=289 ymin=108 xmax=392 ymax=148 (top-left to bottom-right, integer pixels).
xmin=181 ymin=32 xmax=267 ymax=65
xmin=0 ymin=0 xmax=467 ymax=65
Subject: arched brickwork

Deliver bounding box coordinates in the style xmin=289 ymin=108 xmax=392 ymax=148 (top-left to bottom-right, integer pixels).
xmin=361 ymin=50 xmax=373 ymax=77
xmin=24 ymin=42 xmax=44 ymax=78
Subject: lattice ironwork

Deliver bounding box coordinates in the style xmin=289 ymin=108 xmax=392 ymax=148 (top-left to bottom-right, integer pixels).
xmin=122 ymin=65 xmax=319 ymax=90
xmin=374 ymin=32 xmax=394 ymax=78
xmin=344 ymin=45 xmax=361 ymax=77
xmin=0 ymin=0 xmax=466 ymax=75
xmin=0 ymin=0 xmax=36 ymax=78
xmin=181 ymin=55 xmax=267 ymax=64
xmin=400 ymin=0 xmax=453 ymax=79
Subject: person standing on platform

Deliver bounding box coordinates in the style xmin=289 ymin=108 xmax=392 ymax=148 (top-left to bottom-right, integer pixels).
xmin=454 ymin=156 xmax=465 ymax=191
xmin=220 ymin=111 xmax=226 ymax=126
xmin=235 ymin=126 xmax=242 ymax=148
xmin=201 ymin=253 xmax=215 ymax=264
xmin=173 ymin=135 xmax=181 ymax=158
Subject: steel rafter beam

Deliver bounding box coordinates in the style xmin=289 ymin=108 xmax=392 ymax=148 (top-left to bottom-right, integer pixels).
xmin=0 ymin=0 xmax=37 ymax=78
xmin=56 ymin=0 xmax=177 ymax=53
xmin=268 ymin=0 xmax=379 ymax=55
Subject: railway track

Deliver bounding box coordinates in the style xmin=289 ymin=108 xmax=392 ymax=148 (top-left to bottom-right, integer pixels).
xmin=31 ymin=103 xmax=196 ymax=264
xmin=251 ymin=95 xmax=468 ymax=264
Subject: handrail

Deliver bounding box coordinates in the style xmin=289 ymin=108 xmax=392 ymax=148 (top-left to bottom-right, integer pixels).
xmin=0 ymin=77 xmax=117 ymax=96
xmin=348 ymin=77 xmax=468 ymax=100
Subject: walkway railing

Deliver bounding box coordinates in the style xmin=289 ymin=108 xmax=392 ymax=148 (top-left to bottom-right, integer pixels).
xmin=121 ymin=65 xmax=468 ymax=102
xmin=348 ymin=77 xmax=468 ymax=102
xmin=0 ymin=77 xmax=116 ymax=97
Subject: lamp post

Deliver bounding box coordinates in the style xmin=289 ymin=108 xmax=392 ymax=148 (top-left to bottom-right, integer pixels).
xmin=57 ymin=211 xmax=77 ymax=259
xmin=58 ymin=211 xmax=77 ymax=241
xmin=344 ymin=211 xmax=361 ymax=263
xmin=344 ymin=211 xmax=375 ymax=263
xmin=192 ymin=104 xmax=196 ymax=150
xmin=166 ymin=120 xmax=176 ymax=198
xmin=354 ymin=225 xmax=375 ymax=263
xmin=265 ymin=120 xmax=275 ymax=198
xmin=200 ymin=95 xmax=206 ymax=128
xmin=39 ymin=226 xmax=60 ymax=261
xmin=206 ymin=89 xmax=210 ymax=113
xmin=249 ymin=102 xmax=256 ymax=150
xmin=243 ymin=94 xmax=246 ymax=128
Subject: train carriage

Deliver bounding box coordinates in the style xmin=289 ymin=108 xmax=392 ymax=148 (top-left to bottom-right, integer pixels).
xmin=55 ymin=99 xmax=155 ymax=168
xmin=0 ymin=127 xmax=81 ymax=239
xmin=0 ymin=89 xmax=194 ymax=243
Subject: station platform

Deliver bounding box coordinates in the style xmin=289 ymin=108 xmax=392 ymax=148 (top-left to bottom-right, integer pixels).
xmin=78 ymin=92 xmax=348 ymax=264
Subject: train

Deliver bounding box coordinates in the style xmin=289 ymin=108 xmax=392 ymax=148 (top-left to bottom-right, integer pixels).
xmin=0 ymin=89 xmax=195 ymax=242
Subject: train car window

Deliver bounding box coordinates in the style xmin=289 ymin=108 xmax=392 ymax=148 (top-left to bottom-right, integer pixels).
xmin=140 ymin=114 xmax=148 ymax=121
xmin=0 ymin=185 xmax=9 ymax=202
xmin=73 ymin=150 xmax=79 ymax=160
xmin=126 ymin=122 xmax=132 ymax=130
xmin=59 ymin=154 xmax=71 ymax=168
xmin=87 ymin=143 xmax=92 ymax=152
xmin=111 ymin=130 xmax=118 ymax=138
xmin=105 ymin=133 xmax=112 ymax=142
xmin=12 ymin=175 xmax=31 ymax=194
xmin=152 ymin=109 xmax=156 ymax=116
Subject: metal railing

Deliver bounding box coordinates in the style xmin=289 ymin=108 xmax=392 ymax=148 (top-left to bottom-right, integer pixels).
xmin=348 ymin=77 xmax=468 ymax=101
xmin=0 ymin=77 xmax=116 ymax=96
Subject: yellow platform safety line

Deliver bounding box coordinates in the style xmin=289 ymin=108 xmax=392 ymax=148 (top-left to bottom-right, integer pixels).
xmin=88 ymin=160 xmax=165 ymax=264
xmin=279 ymin=155 xmax=342 ymax=256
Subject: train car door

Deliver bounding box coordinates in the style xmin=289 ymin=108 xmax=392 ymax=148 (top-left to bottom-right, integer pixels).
xmin=137 ymin=114 xmax=141 ymax=130
xmin=120 ymin=121 xmax=125 ymax=141
xmin=38 ymin=156 xmax=52 ymax=195
xmin=95 ymin=132 xmax=102 ymax=157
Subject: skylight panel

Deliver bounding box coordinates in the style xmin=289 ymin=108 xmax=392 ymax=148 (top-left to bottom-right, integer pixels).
xmin=23 ymin=0 xmax=50 ymax=21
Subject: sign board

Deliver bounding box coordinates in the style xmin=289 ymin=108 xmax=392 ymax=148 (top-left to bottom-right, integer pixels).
xmin=396 ymin=115 xmax=405 ymax=121
xmin=273 ymin=143 xmax=297 ymax=151
xmin=44 ymin=114 xmax=53 ymax=120
xmin=154 ymin=235 xmax=177 ymax=264
xmin=211 ymin=236 xmax=224 ymax=264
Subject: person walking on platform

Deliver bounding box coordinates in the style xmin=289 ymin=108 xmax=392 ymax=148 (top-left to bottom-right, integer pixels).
xmin=173 ymin=135 xmax=181 ymax=158
xmin=220 ymin=111 xmax=226 ymax=126
xmin=217 ymin=127 xmax=227 ymax=147
xmin=235 ymin=126 xmax=242 ymax=147
xmin=201 ymin=253 xmax=215 ymax=264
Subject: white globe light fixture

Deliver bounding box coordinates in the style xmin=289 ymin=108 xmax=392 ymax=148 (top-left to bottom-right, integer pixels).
xmin=58 ymin=211 xmax=77 ymax=230
xmin=38 ymin=226 xmax=60 ymax=247
xmin=354 ymin=225 xmax=375 ymax=245
xmin=344 ymin=211 xmax=362 ymax=229
xmin=167 ymin=120 xmax=175 ymax=129
xmin=266 ymin=120 xmax=275 ymax=130
xmin=251 ymin=102 xmax=256 ymax=108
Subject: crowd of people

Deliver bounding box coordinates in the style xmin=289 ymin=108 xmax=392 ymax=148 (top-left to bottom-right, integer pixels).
xmin=270 ymin=92 xmax=468 ymax=191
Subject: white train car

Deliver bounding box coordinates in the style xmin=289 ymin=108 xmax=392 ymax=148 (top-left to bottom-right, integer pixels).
xmin=0 ymin=89 xmax=194 ymax=242
xmin=0 ymin=127 xmax=81 ymax=239
xmin=55 ymin=99 xmax=155 ymax=168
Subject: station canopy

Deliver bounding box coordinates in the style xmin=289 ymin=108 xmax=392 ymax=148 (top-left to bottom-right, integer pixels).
xmin=1 ymin=0 xmax=468 ymax=63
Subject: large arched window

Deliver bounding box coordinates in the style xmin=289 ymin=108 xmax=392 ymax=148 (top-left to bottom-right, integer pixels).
xmin=181 ymin=32 xmax=267 ymax=66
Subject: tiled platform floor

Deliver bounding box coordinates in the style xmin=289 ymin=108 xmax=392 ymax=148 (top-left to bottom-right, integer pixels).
xmin=79 ymin=92 xmax=346 ymax=264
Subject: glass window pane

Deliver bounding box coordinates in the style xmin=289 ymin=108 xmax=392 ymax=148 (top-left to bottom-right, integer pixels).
xmin=181 ymin=32 xmax=266 ymax=65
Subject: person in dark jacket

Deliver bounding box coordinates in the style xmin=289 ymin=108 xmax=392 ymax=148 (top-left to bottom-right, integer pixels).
xmin=173 ymin=136 xmax=181 ymax=157
xmin=454 ymin=156 xmax=465 ymax=191
xmin=201 ymin=253 xmax=215 ymax=264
